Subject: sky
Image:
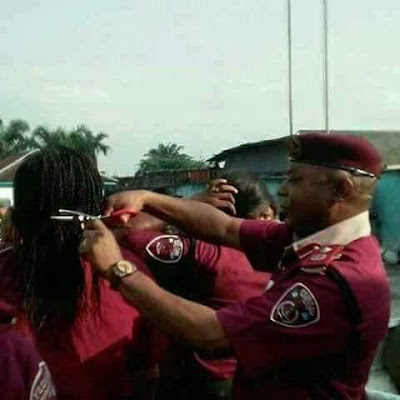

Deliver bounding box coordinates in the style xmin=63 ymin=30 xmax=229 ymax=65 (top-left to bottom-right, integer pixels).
xmin=1 ymin=0 xmax=400 ymax=175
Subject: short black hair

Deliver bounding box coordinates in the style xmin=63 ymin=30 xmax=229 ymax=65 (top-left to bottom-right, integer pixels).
xmin=220 ymin=170 xmax=276 ymax=219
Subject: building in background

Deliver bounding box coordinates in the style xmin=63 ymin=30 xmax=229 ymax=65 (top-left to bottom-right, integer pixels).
xmin=208 ymin=130 xmax=400 ymax=263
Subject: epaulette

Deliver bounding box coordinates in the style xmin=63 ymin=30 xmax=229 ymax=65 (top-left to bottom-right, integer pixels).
xmin=295 ymin=243 xmax=344 ymax=272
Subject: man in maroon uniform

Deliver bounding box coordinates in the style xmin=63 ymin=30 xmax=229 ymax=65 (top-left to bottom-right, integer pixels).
xmin=0 ymin=300 xmax=57 ymax=400
xmin=83 ymin=132 xmax=390 ymax=399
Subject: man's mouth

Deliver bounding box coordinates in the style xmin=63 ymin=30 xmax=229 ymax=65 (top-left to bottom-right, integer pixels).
xmin=279 ymin=204 xmax=289 ymax=213
xmin=279 ymin=204 xmax=290 ymax=221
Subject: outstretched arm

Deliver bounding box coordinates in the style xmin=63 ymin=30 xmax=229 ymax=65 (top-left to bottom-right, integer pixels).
xmin=82 ymin=219 xmax=231 ymax=353
xmin=106 ymin=190 xmax=243 ymax=249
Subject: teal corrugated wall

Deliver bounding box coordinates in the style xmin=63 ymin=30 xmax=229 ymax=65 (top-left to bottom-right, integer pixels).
xmin=372 ymin=171 xmax=400 ymax=260
xmin=171 ymin=183 xmax=207 ymax=198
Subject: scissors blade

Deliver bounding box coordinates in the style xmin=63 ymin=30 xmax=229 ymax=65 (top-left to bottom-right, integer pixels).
xmin=58 ymin=209 xmax=100 ymax=220
xmin=50 ymin=216 xmax=76 ymax=221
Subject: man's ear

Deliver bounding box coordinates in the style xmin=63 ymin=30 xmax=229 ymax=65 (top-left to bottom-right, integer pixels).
xmin=332 ymin=176 xmax=354 ymax=201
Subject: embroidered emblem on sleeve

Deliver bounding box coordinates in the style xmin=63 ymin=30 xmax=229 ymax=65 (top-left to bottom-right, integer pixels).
xmin=145 ymin=235 xmax=184 ymax=264
xmin=270 ymin=283 xmax=320 ymax=328
xmin=30 ymin=361 xmax=57 ymax=400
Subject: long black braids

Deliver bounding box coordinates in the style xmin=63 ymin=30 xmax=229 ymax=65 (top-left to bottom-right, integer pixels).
xmin=12 ymin=147 xmax=103 ymax=329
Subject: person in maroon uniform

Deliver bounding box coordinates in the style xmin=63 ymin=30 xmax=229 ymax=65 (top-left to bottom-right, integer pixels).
xmin=0 ymin=300 xmax=57 ymax=400
xmin=0 ymin=147 xmax=162 ymax=400
xmin=82 ymin=132 xmax=390 ymax=400
xmin=119 ymin=171 xmax=273 ymax=400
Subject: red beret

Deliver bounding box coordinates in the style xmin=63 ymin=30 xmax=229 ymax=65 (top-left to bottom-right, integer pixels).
xmin=288 ymin=132 xmax=384 ymax=178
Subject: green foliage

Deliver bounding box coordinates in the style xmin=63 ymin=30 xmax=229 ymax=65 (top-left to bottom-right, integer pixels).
xmin=0 ymin=118 xmax=33 ymax=157
xmin=32 ymin=124 xmax=110 ymax=161
xmin=0 ymin=118 xmax=110 ymax=161
xmin=137 ymin=143 xmax=206 ymax=174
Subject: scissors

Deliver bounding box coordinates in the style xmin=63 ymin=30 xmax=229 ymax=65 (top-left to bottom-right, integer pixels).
xmin=50 ymin=207 xmax=138 ymax=224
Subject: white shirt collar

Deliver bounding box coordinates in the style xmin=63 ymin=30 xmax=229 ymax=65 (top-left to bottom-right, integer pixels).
xmin=292 ymin=211 xmax=371 ymax=253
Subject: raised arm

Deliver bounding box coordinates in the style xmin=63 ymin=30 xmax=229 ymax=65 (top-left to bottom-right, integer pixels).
xmin=106 ymin=190 xmax=243 ymax=249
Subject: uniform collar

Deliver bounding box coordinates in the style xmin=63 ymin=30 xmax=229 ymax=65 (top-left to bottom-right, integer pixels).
xmin=292 ymin=211 xmax=371 ymax=254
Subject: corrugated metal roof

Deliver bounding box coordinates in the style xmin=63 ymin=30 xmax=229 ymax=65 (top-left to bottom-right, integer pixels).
xmin=208 ymin=130 xmax=400 ymax=166
xmin=0 ymin=150 xmax=39 ymax=181
xmin=208 ymin=136 xmax=288 ymax=162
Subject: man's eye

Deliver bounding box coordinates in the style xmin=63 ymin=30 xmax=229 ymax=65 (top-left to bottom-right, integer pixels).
xmin=288 ymin=177 xmax=300 ymax=183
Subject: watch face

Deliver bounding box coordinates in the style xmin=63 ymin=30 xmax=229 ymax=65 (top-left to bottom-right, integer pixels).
xmin=114 ymin=260 xmax=134 ymax=277
xmin=117 ymin=261 xmax=132 ymax=274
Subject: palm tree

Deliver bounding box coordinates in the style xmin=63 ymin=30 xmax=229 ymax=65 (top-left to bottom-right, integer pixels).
xmin=31 ymin=124 xmax=109 ymax=162
xmin=67 ymin=125 xmax=110 ymax=161
xmin=31 ymin=126 xmax=68 ymax=149
xmin=0 ymin=118 xmax=111 ymax=162
xmin=0 ymin=119 xmax=32 ymax=158
xmin=137 ymin=143 xmax=206 ymax=174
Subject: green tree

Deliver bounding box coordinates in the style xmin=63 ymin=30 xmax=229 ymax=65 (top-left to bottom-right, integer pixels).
xmin=31 ymin=124 xmax=110 ymax=162
xmin=31 ymin=126 xmax=68 ymax=148
xmin=0 ymin=119 xmax=33 ymax=157
xmin=137 ymin=143 xmax=206 ymax=174
xmin=67 ymin=125 xmax=110 ymax=161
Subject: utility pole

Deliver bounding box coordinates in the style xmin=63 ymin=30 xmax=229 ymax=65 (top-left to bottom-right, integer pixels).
xmin=322 ymin=0 xmax=330 ymax=133
xmin=287 ymin=0 xmax=294 ymax=136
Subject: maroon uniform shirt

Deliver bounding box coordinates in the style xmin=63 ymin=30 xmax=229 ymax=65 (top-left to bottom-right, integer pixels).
xmin=0 ymin=248 xmax=163 ymax=400
xmin=0 ymin=300 xmax=57 ymax=400
xmin=121 ymin=230 xmax=270 ymax=380
xmin=217 ymin=212 xmax=390 ymax=399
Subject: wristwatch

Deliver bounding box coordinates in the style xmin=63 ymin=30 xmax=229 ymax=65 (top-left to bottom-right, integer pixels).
xmin=109 ymin=260 xmax=138 ymax=290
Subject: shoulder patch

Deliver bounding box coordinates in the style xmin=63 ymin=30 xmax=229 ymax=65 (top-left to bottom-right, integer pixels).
xmin=145 ymin=235 xmax=184 ymax=264
xmin=270 ymin=283 xmax=320 ymax=328
xmin=30 ymin=361 xmax=57 ymax=400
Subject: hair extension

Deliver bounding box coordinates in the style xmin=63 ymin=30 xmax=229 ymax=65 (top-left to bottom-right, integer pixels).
xmin=12 ymin=147 xmax=103 ymax=329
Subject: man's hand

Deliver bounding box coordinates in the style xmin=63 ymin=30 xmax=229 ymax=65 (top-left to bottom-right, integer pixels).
xmin=81 ymin=219 xmax=123 ymax=280
xmin=190 ymin=179 xmax=238 ymax=215
xmin=103 ymin=186 xmax=242 ymax=249
xmin=105 ymin=190 xmax=153 ymax=223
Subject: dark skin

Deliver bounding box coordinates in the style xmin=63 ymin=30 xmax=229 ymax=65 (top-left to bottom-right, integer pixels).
xmin=278 ymin=163 xmax=336 ymax=238
xmin=83 ymin=163 xmax=374 ymax=352
xmin=279 ymin=163 xmax=376 ymax=238
xmin=82 ymin=219 xmax=230 ymax=354
xmin=119 ymin=179 xmax=238 ymax=235
xmin=106 ymin=163 xmax=363 ymax=244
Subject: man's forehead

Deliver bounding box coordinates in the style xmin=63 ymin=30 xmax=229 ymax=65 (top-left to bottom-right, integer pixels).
xmin=288 ymin=162 xmax=315 ymax=174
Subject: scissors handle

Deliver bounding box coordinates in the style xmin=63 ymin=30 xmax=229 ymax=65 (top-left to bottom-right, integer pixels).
xmin=100 ymin=207 xmax=138 ymax=225
xmin=103 ymin=207 xmax=137 ymax=220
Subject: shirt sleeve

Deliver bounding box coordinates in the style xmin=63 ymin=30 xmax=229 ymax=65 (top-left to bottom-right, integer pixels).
xmin=216 ymin=272 xmax=350 ymax=377
xmin=239 ymin=220 xmax=292 ymax=271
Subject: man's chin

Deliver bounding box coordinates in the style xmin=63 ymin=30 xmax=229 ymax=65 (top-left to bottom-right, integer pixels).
xmin=279 ymin=210 xmax=289 ymax=224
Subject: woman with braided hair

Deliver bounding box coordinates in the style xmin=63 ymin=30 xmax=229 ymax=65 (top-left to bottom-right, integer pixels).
xmin=0 ymin=147 xmax=161 ymax=400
